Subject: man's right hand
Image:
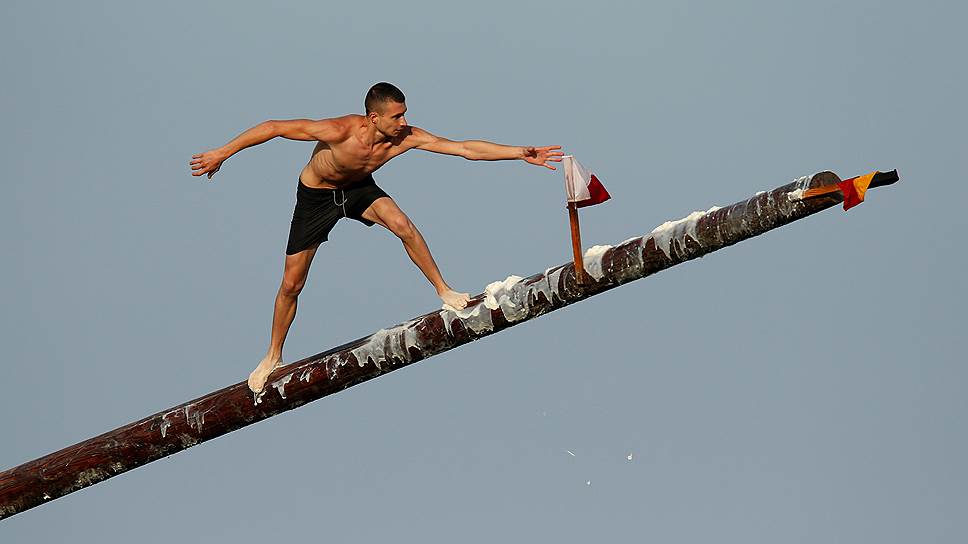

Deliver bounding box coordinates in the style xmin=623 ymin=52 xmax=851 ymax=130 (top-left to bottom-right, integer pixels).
xmin=190 ymin=149 xmax=227 ymax=179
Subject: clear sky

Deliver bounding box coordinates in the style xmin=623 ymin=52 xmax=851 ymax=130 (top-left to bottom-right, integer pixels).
xmin=2 ymin=1 xmax=965 ymax=541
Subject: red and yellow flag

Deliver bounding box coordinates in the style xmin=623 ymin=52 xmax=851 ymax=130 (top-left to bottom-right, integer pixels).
xmin=837 ymin=172 xmax=876 ymax=210
xmin=801 ymin=171 xmax=878 ymax=210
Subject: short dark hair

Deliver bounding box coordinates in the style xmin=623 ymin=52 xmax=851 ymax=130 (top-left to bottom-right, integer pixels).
xmin=365 ymin=82 xmax=406 ymax=114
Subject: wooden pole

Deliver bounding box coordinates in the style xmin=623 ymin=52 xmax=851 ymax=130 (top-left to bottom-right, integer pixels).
xmin=567 ymin=202 xmax=586 ymax=285
xmin=0 ymin=169 xmax=898 ymax=521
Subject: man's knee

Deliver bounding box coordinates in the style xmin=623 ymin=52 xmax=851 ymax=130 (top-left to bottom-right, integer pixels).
xmin=279 ymin=247 xmax=316 ymax=297
xmin=279 ymin=262 xmax=310 ymax=296
xmin=280 ymin=275 xmax=307 ymax=297
xmin=386 ymin=213 xmax=416 ymax=240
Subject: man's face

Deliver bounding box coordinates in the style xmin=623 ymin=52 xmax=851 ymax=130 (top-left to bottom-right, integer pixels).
xmin=371 ymin=101 xmax=408 ymax=137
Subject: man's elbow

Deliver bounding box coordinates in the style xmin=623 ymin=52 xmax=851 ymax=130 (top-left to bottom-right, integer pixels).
xmin=261 ymin=121 xmax=282 ymax=138
xmin=460 ymin=143 xmax=482 ymax=161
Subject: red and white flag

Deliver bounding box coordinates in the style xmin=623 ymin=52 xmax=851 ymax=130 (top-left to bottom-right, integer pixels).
xmin=562 ymin=155 xmax=611 ymax=208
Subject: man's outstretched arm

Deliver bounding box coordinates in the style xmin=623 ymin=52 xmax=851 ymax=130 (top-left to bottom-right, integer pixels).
xmin=410 ymin=127 xmax=564 ymax=170
xmin=190 ymin=119 xmax=341 ymax=179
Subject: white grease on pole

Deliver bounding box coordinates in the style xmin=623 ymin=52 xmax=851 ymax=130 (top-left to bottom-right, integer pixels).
xmin=160 ymin=415 xmax=171 ymax=438
xmin=439 ymin=266 xmax=566 ymax=336
xmin=785 ymin=175 xmax=812 ymax=201
xmin=271 ymin=373 xmax=293 ymax=400
xmin=582 ymin=245 xmax=613 ymax=281
xmin=349 ymin=319 xmax=421 ymax=370
xmin=648 ymin=206 xmax=722 ymax=258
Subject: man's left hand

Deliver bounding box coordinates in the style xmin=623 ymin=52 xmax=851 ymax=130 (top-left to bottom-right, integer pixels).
xmin=523 ymin=146 xmax=564 ymax=170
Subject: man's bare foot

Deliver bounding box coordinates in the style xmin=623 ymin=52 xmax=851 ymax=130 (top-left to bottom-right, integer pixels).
xmin=440 ymin=289 xmax=471 ymax=311
xmin=248 ymin=355 xmax=282 ymax=393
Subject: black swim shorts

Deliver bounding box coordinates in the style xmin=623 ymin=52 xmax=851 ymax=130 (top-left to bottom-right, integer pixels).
xmin=285 ymin=174 xmax=389 ymax=255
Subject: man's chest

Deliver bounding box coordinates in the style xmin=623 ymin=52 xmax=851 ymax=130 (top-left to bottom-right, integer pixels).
xmin=329 ymin=140 xmax=409 ymax=171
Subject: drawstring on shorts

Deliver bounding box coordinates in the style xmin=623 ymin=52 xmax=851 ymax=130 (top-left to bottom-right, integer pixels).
xmin=333 ymin=189 xmax=347 ymax=217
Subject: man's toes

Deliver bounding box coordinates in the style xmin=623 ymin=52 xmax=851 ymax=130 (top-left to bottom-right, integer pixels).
xmin=249 ymin=374 xmax=269 ymax=394
xmin=247 ymin=369 xmax=265 ymax=392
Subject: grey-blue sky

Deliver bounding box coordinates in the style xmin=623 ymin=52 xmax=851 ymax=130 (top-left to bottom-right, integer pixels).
xmin=2 ymin=0 xmax=965 ymax=541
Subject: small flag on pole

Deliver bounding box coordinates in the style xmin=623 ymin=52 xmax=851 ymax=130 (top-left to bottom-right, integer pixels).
xmin=561 ymin=156 xmax=610 ymax=285
xmin=800 ymin=171 xmax=880 ymax=211
xmin=837 ymin=172 xmax=876 ymax=210
xmin=563 ymin=155 xmax=611 ymax=208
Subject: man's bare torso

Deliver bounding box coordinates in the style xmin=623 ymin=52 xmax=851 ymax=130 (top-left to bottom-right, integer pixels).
xmin=299 ymin=115 xmax=413 ymax=189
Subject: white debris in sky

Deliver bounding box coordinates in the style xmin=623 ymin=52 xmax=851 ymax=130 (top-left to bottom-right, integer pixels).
xmin=627 ymin=453 xmax=633 ymax=461
xmin=566 ymin=450 xmax=576 ymax=457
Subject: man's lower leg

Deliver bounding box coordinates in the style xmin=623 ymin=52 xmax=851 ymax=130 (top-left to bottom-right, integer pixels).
xmin=248 ymin=287 xmax=299 ymax=393
xmin=268 ymin=287 xmax=299 ymax=358
xmin=399 ymin=225 xmax=470 ymax=309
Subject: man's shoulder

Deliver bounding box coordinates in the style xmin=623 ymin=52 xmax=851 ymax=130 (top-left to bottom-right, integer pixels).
xmin=324 ymin=114 xmax=361 ymax=131
xmin=336 ymin=114 xmax=365 ymax=124
xmin=401 ymin=125 xmax=436 ymax=146
xmin=310 ymin=115 xmax=358 ymax=141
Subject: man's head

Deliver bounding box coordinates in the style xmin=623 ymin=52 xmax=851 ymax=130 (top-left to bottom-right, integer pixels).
xmin=365 ymin=82 xmax=408 ymax=137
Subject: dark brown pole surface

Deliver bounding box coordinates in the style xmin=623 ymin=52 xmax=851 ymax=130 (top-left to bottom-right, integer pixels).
xmin=567 ymin=202 xmax=586 ymax=285
xmin=0 ymin=169 xmax=898 ymax=521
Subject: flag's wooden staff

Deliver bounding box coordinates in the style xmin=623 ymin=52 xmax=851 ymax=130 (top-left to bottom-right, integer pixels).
xmin=0 ymin=168 xmax=898 ymax=520
xmin=567 ymin=201 xmax=587 ymax=285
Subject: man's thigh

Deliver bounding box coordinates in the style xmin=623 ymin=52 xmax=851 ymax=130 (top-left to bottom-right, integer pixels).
xmin=360 ymin=196 xmax=405 ymax=228
xmin=283 ymin=243 xmax=320 ymax=283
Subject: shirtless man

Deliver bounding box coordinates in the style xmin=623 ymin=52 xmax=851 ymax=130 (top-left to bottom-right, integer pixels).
xmin=190 ymin=82 xmax=563 ymax=393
